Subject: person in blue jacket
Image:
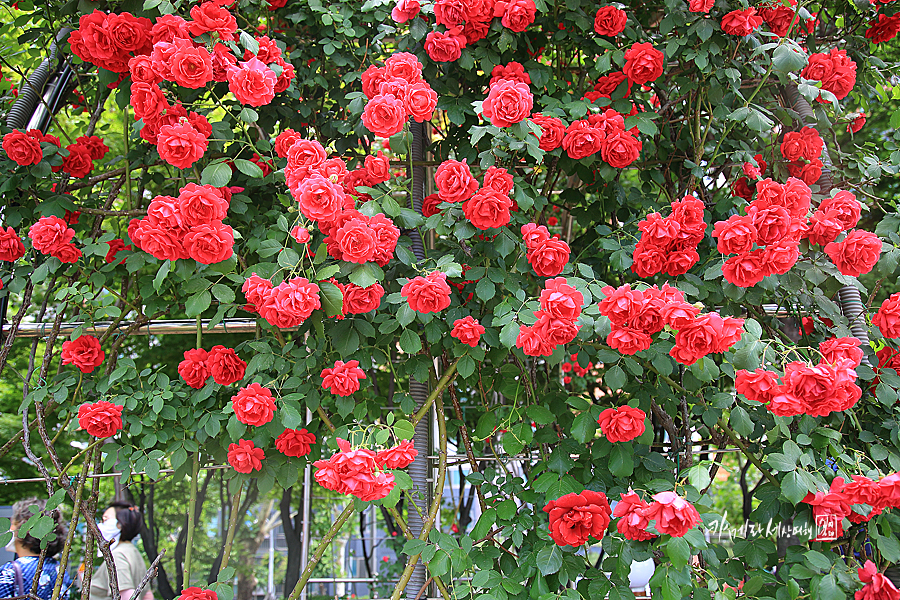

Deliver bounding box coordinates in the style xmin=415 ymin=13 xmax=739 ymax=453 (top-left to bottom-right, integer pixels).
xmin=0 ymin=498 xmax=73 ymax=600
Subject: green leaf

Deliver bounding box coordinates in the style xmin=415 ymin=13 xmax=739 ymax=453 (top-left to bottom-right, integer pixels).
xmin=185 ymin=290 xmax=211 ymax=317
xmin=458 ymin=355 xmax=476 ymax=378
xmin=319 ymin=281 xmax=344 ymax=317
xmin=234 ymin=158 xmax=264 ymax=178
xmin=500 ymin=321 xmax=519 ymax=348
xmin=153 ymin=259 xmax=171 ymax=292
xmin=201 ymin=161 xmax=232 ymax=188
xmin=666 ymin=537 xmax=691 ymax=569
xmin=399 ymin=329 xmax=422 ymax=354
xmin=571 ymin=412 xmax=597 ymax=444
xmin=349 ymin=262 xmax=382 ymax=288
xmin=238 ymin=107 xmax=259 ymax=123
xmin=772 ymin=44 xmax=808 ymax=73
xmin=780 ymin=471 xmax=807 ymax=504
xmin=730 ymin=406 xmax=754 ymax=437
xmin=536 ymin=545 xmax=563 ymax=576
xmin=239 ymin=30 xmax=259 ymax=55
xmin=605 ymin=365 xmax=626 ymax=390
xmin=476 ymin=278 xmax=496 ymax=302
xmin=609 ymin=443 xmax=634 ymax=477
xmin=211 ymin=283 xmax=235 ymax=304
xmin=394 ymin=419 xmax=415 ymax=440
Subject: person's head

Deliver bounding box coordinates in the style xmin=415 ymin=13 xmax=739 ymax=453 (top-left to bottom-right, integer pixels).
xmin=101 ymin=501 xmax=142 ymax=542
xmin=9 ymin=497 xmax=67 ymax=557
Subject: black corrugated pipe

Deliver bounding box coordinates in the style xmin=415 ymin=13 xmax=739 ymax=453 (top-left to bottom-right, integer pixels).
xmin=781 ymin=84 xmax=871 ymax=355
xmin=406 ymin=119 xmax=430 ymax=600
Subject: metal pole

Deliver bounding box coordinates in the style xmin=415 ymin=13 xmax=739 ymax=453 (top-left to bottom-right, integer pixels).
xmin=300 ymin=408 xmax=313 ymax=600
xmin=268 ymin=521 xmax=275 ymax=600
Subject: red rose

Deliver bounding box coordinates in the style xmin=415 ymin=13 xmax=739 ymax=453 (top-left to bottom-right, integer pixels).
xmin=848 ymin=113 xmax=866 ymax=134
xmin=183 ymin=222 xmax=234 ymax=264
xmin=435 ymin=159 xmax=479 ymax=203
xmin=294 ymin=174 xmax=347 ymax=222
xmin=539 ymin=277 xmax=584 ymax=320
xmin=735 ymin=368 xmax=780 ymax=404
xmin=188 ymin=0 xmax=238 ymax=40
xmin=484 ymin=166 xmax=514 ymax=196
xmin=463 ymin=188 xmax=513 ymax=230
xmin=178 ymin=348 xmax=210 ymax=389
xmin=712 ymin=215 xmax=757 ymax=255
xmin=762 ymin=241 xmax=799 ymax=275
xmin=530 ymin=114 xmax=566 ymax=151
xmin=482 ymin=79 xmax=533 ymax=128
xmin=802 ymin=48 xmax=857 ymax=102
xmin=232 ymin=383 xmax=277 ymax=426
xmin=597 ymin=405 xmax=646 ymax=442
xmin=780 ymin=131 xmax=806 ymax=161
xmin=362 ymin=93 xmax=406 ymax=137
xmin=364 ymin=152 xmax=391 ymax=184
xmin=228 ymin=439 xmax=265 ymax=473
xmin=820 ymin=337 xmax=864 ymax=368
xmin=490 ymin=62 xmax=531 ymax=86
xmin=451 ymin=316 xmax=485 ymax=347
xmin=257 ymin=277 xmax=321 ymax=328
xmin=150 ymin=14 xmax=190 ymax=44
xmin=180 ymin=588 xmax=218 ymax=600
xmin=781 ymin=177 xmax=812 ymax=218
xmin=534 ymin=309 xmax=579 ymax=345
xmin=422 ymin=193 xmax=443 ymax=217
xmin=601 ymin=129 xmax=641 ymax=168
xmin=721 ymin=8 xmax=763 ymax=36
xmin=643 ymin=491 xmax=701 ymax=537
xmin=759 ymin=2 xmax=797 ymax=36
xmin=613 ymin=491 xmax=655 ymax=541
xmin=29 ymin=216 xmax=74 ymax=255
xmin=2 ymin=129 xmax=43 ymax=166
xmin=500 ymin=0 xmax=536 ymax=32
xmin=335 ymin=217 xmax=377 ymax=263
xmin=402 ymin=271 xmax=452 ymax=313
xmin=0 ymin=227 xmax=26 ymax=261
xmin=607 ymin=325 xmax=653 ymax=355
xmin=177 ymin=184 xmax=229 ymax=227
xmin=787 ymin=158 xmax=822 ymax=186
xmin=275 ymin=129 xmax=303 ymax=158
xmin=341 ymin=282 xmax=384 ymax=314
xmin=375 ymin=440 xmax=418 ymax=469
xmin=434 ymin=0 xmax=467 ymax=27
xmin=594 ymin=72 xmax=632 ymax=98
xmin=131 ymin=83 xmax=168 ymax=123
xmin=211 ymin=43 xmax=238 ymax=81
xmin=404 ymin=81 xmax=438 ymax=123
xmin=623 ymin=42 xmax=664 ymax=84
xmin=562 ymin=121 xmax=604 ymax=160
xmin=107 ymin=12 xmax=152 ymax=54
xmin=276 ymin=428 xmax=317 ymax=457
xmin=157 ymin=121 xmax=208 ymax=170
xmin=369 ymin=213 xmax=400 ymax=266
xmin=424 ymin=30 xmax=463 ymax=63
xmin=61 ymin=144 xmax=94 ymax=178
xmin=78 ymin=401 xmax=123 ymax=438
xmin=321 ymin=359 xmax=366 ymax=396
xmin=208 ymin=345 xmax=246 ymax=385
xmin=748 ymin=204 xmax=792 ymax=246
xmin=670 ymin=312 xmax=743 ymax=365
xmin=515 ymin=324 xmax=553 ymax=356
xmin=392 ymin=0 xmax=421 ymax=22
xmin=384 ymin=51 xmax=423 ymax=83
xmin=825 ymin=230 xmax=882 ymax=277
xmin=865 ymin=13 xmax=900 ymax=43
xmin=599 ymin=284 xmax=645 ymax=325
xmin=687 ymin=0 xmax=714 ymax=12
xmin=873 ymin=293 xmax=900 ymax=339
xmin=227 ymin=58 xmax=277 ymax=106
xmin=135 ymin=221 xmax=186 ymax=261
xmin=361 ymin=65 xmax=388 ymax=99
xmin=170 ymin=40 xmax=213 ymax=89
xmin=594 ymin=6 xmax=627 ymax=35
xmin=543 ymin=490 xmax=612 ymax=547
xmin=242 ymin=274 xmax=273 ymax=310
xmin=62 ymin=335 xmax=105 ymax=374
xmin=807 ymin=209 xmax=844 ymax=246
xmin=819 ymin=190 xmax=861 ymax=231
xmin=529 ymin=238 xmax=570 ymax=276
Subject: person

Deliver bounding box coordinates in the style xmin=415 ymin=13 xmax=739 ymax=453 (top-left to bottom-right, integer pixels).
xmin=88 ymin=502 xmax=153 ymax=600
xmin=0 ymin=497 xmax=73 ymax=600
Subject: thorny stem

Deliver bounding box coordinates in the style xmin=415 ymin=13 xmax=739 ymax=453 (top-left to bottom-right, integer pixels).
xmin=183 ymin=452 xmax=201 ymax=587
xmin=218 ymin=481 xmax=243 ymax=574
xmin=411 ymin=356 xmax=460 ymax=427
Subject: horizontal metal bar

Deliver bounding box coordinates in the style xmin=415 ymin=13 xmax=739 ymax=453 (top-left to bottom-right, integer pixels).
xmin=0 ymin=464 xmax=230 ymax=484
xmin=1 ymin=304 xmax=798 ymax=339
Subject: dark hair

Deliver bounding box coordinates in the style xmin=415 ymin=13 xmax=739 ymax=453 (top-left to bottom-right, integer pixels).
xmin=108 ymin=501 xmax=143 ymax=542
xmin=11 ymin=497 xmax=67 ymax=557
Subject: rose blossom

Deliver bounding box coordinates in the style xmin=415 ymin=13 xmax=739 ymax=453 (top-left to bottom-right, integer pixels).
xmin=276 ymin=428 xmax=316 ymax=457
xmin=188 ymin=0 xmax=238 ymax=40
xmin=61 ymin=335 xmax=105 ymax=374
xmin=712 ymin=215 xmax=757 ymax=255
xmin=451 ymin=316 xmax=485 ymax=347
xmin=404 ymin=82 xmax=438 ymax=122
xmin=208 ymin=345 xmax=246 ymax=385
xmin=0 ymin=227 xmax=25 ymax=262
xmin=500 ymin=0 xmax=536 ymax=32
xmin=3 ymin=129 xmax=43 ymax=166
xmin=623 ymin=42 xmax=664 ymax=84
xmin=228 ymin=439 xmax=265 ymax=473
xmin=362 ymin=94 xmax=406 ymax=137
xmin=180 ymin=589 xmax=217 ymax=600
xmin=295 ymin=174 xmax=347 ymax=222
xmin=594 ymin=6 xmax=627 ymax=36
xmin=177 ymin=183 xmax=228 ymax=226
xmin=642 ymin=491 xmax=702 ymax=537
xmin=179 ymin=348 xmax=210 ymax=388
xmin=540 ymin=278 xmax=584 ymax=320
xmin=170 ymin=40 xmax=213 ymax=89
xmin=529 ymin=238 xmax=571 ymax=276
xmin=873 ymin=293 xmax=900 ymax=339
xmin=735 ymin=368 xmax=780 ymax=404
xmin=613 ymin=491 xmax=656 ymax=541
xmin=28 ymin=216 xmax=74 ymax=255
xmin=232 ymin=383 xmax=277 ymax=426
xmin=257 ymin=277 xmax=321 ymax=328
xmin=341 ymin=282 xmax=385 ymax=314
xmin=721 ymin=8 xmax=763 ymax=35
xmin=688 ymin=0 xmax=714 ymax=12
xmin=424 ymin=30 xmax=463 ymax=63
xmin=183 ymin=222 xmax=234 ymax=264
xmin=531 ymin=114 xmax=566 ymax=151
xmin=321 ymin=359 xmax=367 ymax=396
xmin=463 ymin=188 xmax=513 ymax=230
xmin=157 ymin=121 xmax=208 ymax=170
xmin=482 ymin=79 xmax=533 ymax=128
xmin=392 ymin=0 xmax=421 ymax=22
xmin=402 ymin=271 xmax=452 ymax=313
xmin=597 ymin=405 xmax=646 ymax=442
xmin=375 ymin=440 xmax=418 ymax=469
xmin=824 ymin=230 xmax=882 ymax=277
xmin=227 ymin=57 xmax=277 ymax=106
xmin=435 ymin=159 xmax=479 ymax=203
xmin=543 ymin=490 xmax=612 ymax=547
xmin=722 ymin=251 xmax=767 ymax=288
xmin=78 ymin=401 xmax=123 ymax=438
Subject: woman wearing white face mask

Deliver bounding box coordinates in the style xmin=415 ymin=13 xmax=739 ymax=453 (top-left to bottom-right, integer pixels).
xmin=0 ymin=498 xmax=73 ymax=600
xmin=88 ymin=502 xmax=153 ymax=600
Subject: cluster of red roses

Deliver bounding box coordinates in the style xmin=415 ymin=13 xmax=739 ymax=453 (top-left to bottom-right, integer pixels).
xmin=531 ymin=106 xmax=643 ymax=167
xmin=314 ymin=438 xmax=418 ymax=502
xmin=543 ymin=488 xmax=701 ymax=547
xmin=361 ymin=53 xmax=437 ymax=138
xmin=632 ymin=194 xmax=706 ymax=278
xmin=736 ymin=337 xmax=863 ymax=417
xmin=128 ymin=184 xmax=235 ymax=264
xmin=515 ymin=277 xmax=584 ymax=357
xmin=560 ymin=353 xmax=594 ymax=384
xmin=801 ymin=470 xmax=900 ymax=539
xmin=177 ymin=345 xmax=246 ymax=389
xmin=521 ymin=223 xmax=571 ymax=276
xmin=801 ymin=48 xmax=858 ymax=103
xmin=242 ymin=273 xmax=321 ymax=329
xmin=430 ymin=159 xmax=516 ymax=230
xmin=2 ymin=129 xmax=108 ymax=179
xmin=11 ymin=216 xmax=81 ymax=264
xmin=77 ymin=401 xmax=124 ymax=439
xmin=597 ymin=405 xmax=646 ymax=442
xmin=865 ymin=13 xmax=900 ymax=43
xmin=321 ymin=359 xmax=367 ymax=396
xmin=875 ymin=293 xmax=900 ymax=341
xmin=405 ymin=0 xmax=535 ymax=63
xmin=60 ymin=335 xmax=106 ymax=374
xmin=778 ymin=126 xmax=823 ymax=186
xmin=599 ymin=283 xmax=744 ymax=365
xmin=228 ymin=427 xmax=317 ymax=474
xmin=279 ymin=134 xmax=401 ymax=265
